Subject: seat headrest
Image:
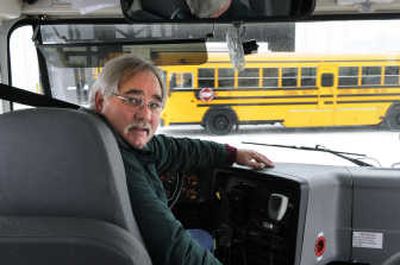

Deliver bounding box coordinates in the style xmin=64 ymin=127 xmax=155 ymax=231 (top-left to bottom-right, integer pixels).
xmin=0 ymin=108 xmax=137 ymax=232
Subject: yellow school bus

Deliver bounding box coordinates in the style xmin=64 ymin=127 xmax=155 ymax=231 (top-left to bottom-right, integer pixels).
xmin=160 ymin=53 xmax=400 ymax=134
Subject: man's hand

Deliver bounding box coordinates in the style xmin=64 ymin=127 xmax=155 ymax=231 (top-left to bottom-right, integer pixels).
xmin=236 ymin=149 xmax=274 ymax=169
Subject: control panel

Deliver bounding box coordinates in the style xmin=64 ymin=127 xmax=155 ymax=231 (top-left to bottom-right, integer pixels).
xmin=210 ymin=168 xmax=301 ymax=265
xmin=162 ymin=167 xmax=301 ymax=265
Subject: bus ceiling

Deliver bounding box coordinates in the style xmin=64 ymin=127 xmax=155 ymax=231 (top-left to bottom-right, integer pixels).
xmin=1 ymin=0 xmax=315 ymax=23
xmin=4 ymin=0 xmax=400 ymax=25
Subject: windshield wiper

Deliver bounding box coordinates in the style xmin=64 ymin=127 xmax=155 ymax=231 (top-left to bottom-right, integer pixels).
xmin=242 ymin=141 xmax=373 ymax=167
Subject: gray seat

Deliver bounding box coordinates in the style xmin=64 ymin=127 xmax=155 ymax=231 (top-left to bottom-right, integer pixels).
xmin=0 ymin=108 xmax=152 ymax=265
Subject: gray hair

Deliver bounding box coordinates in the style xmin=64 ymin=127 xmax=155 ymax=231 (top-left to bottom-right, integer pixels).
xmin=89 ymin=54 xmax=166 ymax=109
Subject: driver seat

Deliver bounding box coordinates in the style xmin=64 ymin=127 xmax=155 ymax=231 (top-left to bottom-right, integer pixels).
xmin=0 ymin=108 xmax=152 ymax=265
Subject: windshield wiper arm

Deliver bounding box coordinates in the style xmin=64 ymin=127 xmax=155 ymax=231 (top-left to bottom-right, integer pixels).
xmin=242 ymin=141 xmax=373 ymax=167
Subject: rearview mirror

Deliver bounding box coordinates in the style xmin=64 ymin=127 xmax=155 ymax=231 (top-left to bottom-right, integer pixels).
xmin=120 ymin=0 xmax=316 ymax=22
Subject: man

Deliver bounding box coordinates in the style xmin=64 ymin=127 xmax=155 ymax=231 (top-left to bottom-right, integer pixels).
xmin=89 ymin=54 xmax=273 ymax=265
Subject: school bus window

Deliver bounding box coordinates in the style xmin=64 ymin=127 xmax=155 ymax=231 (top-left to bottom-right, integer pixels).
xmin=301 ymin=67 xmax=316 ymax=87
xmin=321 ymin=73 xmax=334 ymax=87
xmin=384 ymin=66 xmax=400 ymax=85
xmin=282 ymin=67 xmax=298 ymax=88
xmin=170 ymin=72 xmax=193 ymax=90
xmin=198 ymin=68 xmax=215 ymax=88
xmin=339 ymin=66 xmax=359 ymax=87
xmin=362 ymin=66 xmax=381 ymax=86
xmin=218 ymin=68 xmax=235 ymax=88
xmin=238 ymin=68 xmax=259 ymax=88
xmin=262 ymin=68 xmax=279 ymax=88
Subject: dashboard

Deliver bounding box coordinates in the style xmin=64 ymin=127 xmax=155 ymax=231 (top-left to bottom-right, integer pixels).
xmin=162 ymin=165 xmax=304 ymax=265
xmin=162 ymin=163 xmax=400 ymax=265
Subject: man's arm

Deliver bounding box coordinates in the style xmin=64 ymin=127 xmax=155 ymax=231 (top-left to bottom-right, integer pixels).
xmin=150 ymin=134 xmax=232 ymax=174
xmin=150 ymin=134 xmax=273 ymax=174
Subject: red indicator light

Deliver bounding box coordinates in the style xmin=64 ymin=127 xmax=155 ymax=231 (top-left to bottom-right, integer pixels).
xmin=315 ymin=235 xmax=327 ymax=257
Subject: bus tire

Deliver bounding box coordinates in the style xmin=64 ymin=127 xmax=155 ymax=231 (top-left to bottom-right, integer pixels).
xmin=204 ymin=109 xmax=237 ymax=135
xmin=386 ymin=104 xmax=400 ymax=130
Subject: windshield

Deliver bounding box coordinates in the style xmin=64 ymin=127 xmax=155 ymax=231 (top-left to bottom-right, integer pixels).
xmin=9 ymin=19 xmax=400 ymax=168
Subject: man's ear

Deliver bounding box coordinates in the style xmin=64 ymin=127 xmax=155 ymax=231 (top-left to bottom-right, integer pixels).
xmin=94 ymin=91 xmax=104 ymax=113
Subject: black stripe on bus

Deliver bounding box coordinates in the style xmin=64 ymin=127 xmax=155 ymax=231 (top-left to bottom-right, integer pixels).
xmin=199 ymin=98 xmax=397 ymax=107
xmin=211 ymin=93 xmax=400 ymax=101
xmin=338 ymin=85 xmax=400 ymax=89
xmin=338 ymin=99 xmax=397 ymax=104
xmin=171 ymin=87 xmax=319 ymax=92
xmin=171 ymin=83 xmax=400 ymax=92
xmin=174 ymin=89 xmax=400 ymax=98
xmin=171 ymin=85 xmax=400 ymax=92
xmin=208 ymin=59 xmax=400 ymax=64
xmin=325 ymin=99 xmax=397 ymax=105
xmin=215 ymin=95 xmax=318 ymax=100
xmin=214 ymin=94 xmax=335 ymax=100
xmin=338 ymin=93 xmax=400 ymax=97
xmin=197 ymin=102 xmax=318 ymax=107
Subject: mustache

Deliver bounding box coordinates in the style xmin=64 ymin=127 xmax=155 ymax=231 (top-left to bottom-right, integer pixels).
xmin=123 ymin=121 xmax=151 ymax=135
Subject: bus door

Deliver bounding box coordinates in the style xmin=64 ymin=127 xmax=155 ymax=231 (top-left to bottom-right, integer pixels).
xmin=317 ymin=65 xmax=337 ymax=125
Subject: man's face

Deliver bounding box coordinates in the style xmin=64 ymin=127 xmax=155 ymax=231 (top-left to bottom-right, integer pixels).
xmin=95 ymin=70 xmax=163 ymax=149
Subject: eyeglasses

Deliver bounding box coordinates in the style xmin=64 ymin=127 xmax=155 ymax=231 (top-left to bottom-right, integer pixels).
xmin=113 ymin=93 xmax=163 ymax=112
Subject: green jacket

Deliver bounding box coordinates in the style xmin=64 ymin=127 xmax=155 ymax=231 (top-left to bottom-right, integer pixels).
xmin=118 ymin=134 xmax=233 ymax=265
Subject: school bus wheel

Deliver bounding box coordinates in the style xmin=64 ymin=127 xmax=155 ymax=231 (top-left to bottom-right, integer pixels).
xmin=386 ymin=103 xmax=400 ymax=130
xmin=204 ymin=108 xmax=237 ymax=135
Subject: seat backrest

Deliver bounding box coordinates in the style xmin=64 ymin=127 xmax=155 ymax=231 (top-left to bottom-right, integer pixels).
xmin=0 ymin=108 xmax=151 ymax=265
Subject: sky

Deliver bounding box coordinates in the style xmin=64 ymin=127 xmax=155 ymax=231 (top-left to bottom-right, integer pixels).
xmin=296 ymin=20 xmax=400 ymax=54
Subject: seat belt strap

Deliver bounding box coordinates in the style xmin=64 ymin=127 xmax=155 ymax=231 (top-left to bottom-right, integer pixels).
xmin=0 ymin=83 xmax=79 ymax=109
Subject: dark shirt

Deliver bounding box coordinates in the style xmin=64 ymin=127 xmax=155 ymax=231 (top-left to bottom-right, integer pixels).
xmin=118 ymin=134 xmax=233 ymax=265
